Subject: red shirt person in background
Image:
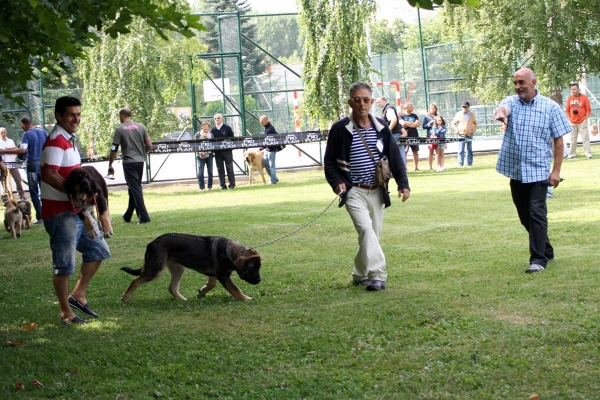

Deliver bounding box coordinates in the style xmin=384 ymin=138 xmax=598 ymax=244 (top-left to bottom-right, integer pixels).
xmin=565 ymin=83 xmax=592 ymax=159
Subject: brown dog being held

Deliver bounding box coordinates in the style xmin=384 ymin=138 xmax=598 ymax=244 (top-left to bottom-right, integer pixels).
xmin=243 ymin=150 xmax=267 ymax=186
xmin=64 ymin=166 xmax=113 ymax=239
xmin=4 ymin=199 xmax=23 ymax=239
xmin=120 ymin=233 xmax=262 ymax=302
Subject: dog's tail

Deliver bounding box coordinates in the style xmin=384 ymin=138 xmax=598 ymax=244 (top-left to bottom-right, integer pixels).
xmin=120 ymin=267 xmax=142 ymax=276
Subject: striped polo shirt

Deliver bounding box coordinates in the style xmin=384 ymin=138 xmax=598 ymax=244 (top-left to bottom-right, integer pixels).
xmin=350 ymin=124 xmax=381 ymax=186
xmin=41 ymin=125 xmax=81 ymax=218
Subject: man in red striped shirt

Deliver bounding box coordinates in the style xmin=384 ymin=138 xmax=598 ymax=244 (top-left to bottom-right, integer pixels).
xmin=41 ymin=97 xmax=111 ymax=325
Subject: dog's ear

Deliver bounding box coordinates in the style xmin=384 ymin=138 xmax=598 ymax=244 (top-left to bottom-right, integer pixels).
xmin=233 ymin=252 xmax=261 ymax=270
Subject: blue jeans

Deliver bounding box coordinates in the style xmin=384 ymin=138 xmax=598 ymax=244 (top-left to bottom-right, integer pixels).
xmin=26 ymin=164 xmax=42 ymax=220
xmin=43 ymin=211 xmax=111 ymax=275
xmin=264 ymin=150 xmax=278 ymax=183
xmin=457 ymin=135 xmax=473 ymax=166
xmin=197 ymin=154 xmax=214 ymax=189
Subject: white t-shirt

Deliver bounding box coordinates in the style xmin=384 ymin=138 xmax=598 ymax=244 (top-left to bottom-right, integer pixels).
xmin=0 ymin=137 xmax=17 ymax=162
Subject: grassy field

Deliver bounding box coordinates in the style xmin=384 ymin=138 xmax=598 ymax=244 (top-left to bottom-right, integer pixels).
xmin=1 ymin=153 xmax=599 ymax=399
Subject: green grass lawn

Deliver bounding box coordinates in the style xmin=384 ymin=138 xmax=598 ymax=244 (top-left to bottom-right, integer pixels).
xmin=1 ymin=154 xmax=599 ymax=399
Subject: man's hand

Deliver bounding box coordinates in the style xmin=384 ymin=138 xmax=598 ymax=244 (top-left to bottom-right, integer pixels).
xmin=335 ymin=183 xmax=346 ymax=196
xmin=400 ymin=128 xmax=408 ymax=137
xmin=492 ymin=106 xmax=511 ymax=124
xmin=398 ymin=188 xmax=410 ymax=202
xmin=108 ymin=166 xmax=115 ymax=175
xmin=548 ymin=171 xmax=561 ymax=188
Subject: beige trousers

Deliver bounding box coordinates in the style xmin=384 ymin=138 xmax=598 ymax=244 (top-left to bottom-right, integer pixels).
xmin=345 ymin=187 xmax=387 ymax=282
xmin=569 ymin=121 xmax=590 ymax=156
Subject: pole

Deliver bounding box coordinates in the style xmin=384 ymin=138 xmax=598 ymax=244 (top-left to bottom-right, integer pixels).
xmin=418 ymin=8 xmax=429 ymax=110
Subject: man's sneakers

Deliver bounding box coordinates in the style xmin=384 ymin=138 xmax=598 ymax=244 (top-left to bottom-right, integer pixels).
xmin=566 ymin=155 xmax=575 ymax=160
xmin=366 ymin=280 xmax=386 ymax=291
xmin=585 ymin=153 xmax=593 ymax=159
xmin=526 ymin=264 xmax=546 ymax=273
xmin=353 ymin=279 xmax=387 ymax=291
xmin=68 ymin=294 xmax=98 ymax=319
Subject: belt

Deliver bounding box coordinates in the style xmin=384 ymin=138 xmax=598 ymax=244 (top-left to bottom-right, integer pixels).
xmin=27 ymin=161 xmax=40 ymax=165
xmin=353 ymin=183 xmax=378 ymax=190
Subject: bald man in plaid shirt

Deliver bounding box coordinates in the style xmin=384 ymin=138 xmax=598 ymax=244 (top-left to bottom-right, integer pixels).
xmin=493 ymin=68 xmax=571 ymax=274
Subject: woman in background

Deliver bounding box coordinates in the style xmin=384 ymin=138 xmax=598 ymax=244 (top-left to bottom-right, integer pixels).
xmin=422 ymin=103 xmax=439 ymax=170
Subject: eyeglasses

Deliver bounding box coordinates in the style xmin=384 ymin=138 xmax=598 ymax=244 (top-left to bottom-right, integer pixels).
xmin=214 ymin=117 xmax=222 ymax=120
xmin=351 ymin=97 xmax=372 ymax=104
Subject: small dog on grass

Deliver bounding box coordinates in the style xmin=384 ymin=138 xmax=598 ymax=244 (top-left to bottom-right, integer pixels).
xmin=4 ymin=199 xmax=23 ymax=239
xmin=120 ymin=233 xmax=262 ymax=302
xmin=17 ymin=200 xmax=31 ymax=229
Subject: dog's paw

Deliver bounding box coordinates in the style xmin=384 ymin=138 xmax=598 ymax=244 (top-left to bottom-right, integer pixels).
xmin=102 ymin=226 xmax=114 ymax=239
xmin=239 ymin=295 xmax=253 ymax=301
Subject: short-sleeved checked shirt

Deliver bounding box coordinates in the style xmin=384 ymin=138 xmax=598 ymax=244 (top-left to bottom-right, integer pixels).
xmin=496 ymin=91 xmax=571 ymax=183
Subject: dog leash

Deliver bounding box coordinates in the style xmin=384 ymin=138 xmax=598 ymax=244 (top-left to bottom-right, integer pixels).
xmin=249 ymin=192 xmax=344 ymax=250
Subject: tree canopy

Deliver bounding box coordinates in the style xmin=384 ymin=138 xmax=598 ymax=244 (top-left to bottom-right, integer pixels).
xmin=0 ymin=0 xmax=204 ymax=107
xmin=442 ymin=0 xmax=600 ymax=103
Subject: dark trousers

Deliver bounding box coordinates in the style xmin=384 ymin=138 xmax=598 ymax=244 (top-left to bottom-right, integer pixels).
xmin=214 ymin=150 xmax=235 ymax=189
xmin=123 ymin=162 xmax=150 ymax=222
xmin=197 ymin=154 xmax=214 ymax=189
xmin=510 ymin=179 xmax=554 ymax=266
xmin=26 ymin=164 xmax=42 ymax=220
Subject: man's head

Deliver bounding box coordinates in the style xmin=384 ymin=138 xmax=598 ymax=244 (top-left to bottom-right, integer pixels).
xmin=405 ymin=102 xmax=414 ymax=114
xmin=571 ymin=83 xmax=580 ymax=96
xmin=54 ymin=96 xmax=82 ymax=135
xmin=20 ymin=117 xmax=33 ymax=132
xmin=213 ymin=114 xmax=223 ymax=125
xmin=259 ymin=115 xmax=269 ymax=127
xmin=347 ymin=82 xmax=373 ymax=120
xmin=462 ymin=101 xmax=470 ymax=112
xmin=119 ymin=108 xmax=132 ymax=123
xmin=375 ymin=97 xmax=387 ymax=109
xmin=0 ymin=127 xmax=6 ymax=139
xmin=513 ymin=68 xmax=537 ymax=102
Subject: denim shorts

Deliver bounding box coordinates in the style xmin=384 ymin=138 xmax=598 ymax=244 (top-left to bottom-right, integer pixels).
xmin=43 ymin=211 xmax=111 ymax=275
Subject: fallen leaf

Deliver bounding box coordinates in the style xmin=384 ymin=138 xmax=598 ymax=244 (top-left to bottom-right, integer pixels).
xmin=69 ymin=368 xmax=78 ymax=375
xmin=266 ymin=367 xmax=272 ymax=372
xmin=528 ymin=395 xmax=539 ymax=400
xmin=3 ymin=273 xmax=9 ymax=277
xmin=15 ymin=381 xmax=24 ymax=390
xmin=6 ymin=340 xmax=24 ymax=347
xmin=31 ymin=379 xmax=43 ymax=388
xmin=23 ymin=323 xmax=36 ymax=331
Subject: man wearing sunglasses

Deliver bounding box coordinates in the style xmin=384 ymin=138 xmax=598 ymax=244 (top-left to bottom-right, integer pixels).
xmin=324 ymin=82 xmax=410 ymax=291
xmin=211 ymin=114 xmax=236 ymax=189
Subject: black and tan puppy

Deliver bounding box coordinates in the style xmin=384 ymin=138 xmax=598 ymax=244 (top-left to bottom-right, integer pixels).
xmin=64 ymin=166 xmax=113 ymax=239
xmin=17 ymin=200 xmax=31 ymax=229
xmin=4 ymin=199 xmax=23 ymax=239
xmin=120 ymin=233 xmax=262 ymax=302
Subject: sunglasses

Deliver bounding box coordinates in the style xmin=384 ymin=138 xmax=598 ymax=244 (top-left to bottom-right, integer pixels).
xmin=351 ymin=97 xmax=372 ymax=104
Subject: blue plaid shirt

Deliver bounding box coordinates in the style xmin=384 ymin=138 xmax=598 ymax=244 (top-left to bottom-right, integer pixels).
xmin=496 ymin=91 xmax=571 ymax=183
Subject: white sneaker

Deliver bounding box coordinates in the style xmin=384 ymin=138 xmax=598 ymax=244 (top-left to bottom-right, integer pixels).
xmin=585 ymin=153 xmax=593 ymax=159
xmin=566 ymin=155 xmax=575 ymax=159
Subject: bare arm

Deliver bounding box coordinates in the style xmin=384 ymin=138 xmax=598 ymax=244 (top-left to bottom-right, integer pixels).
xmin=549 ymin=136 xmax=565 ymax=188
xmin=42 ymin=168 xmax=66 ymax=193
xmin=144 ymin=135 xmax=152 ymax=153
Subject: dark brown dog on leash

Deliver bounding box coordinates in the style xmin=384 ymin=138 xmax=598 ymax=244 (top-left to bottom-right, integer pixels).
xmin=64 ymin=166 xmax=113 ymax=239
xmin=120 ymin=233 xmax=262 ymax=302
